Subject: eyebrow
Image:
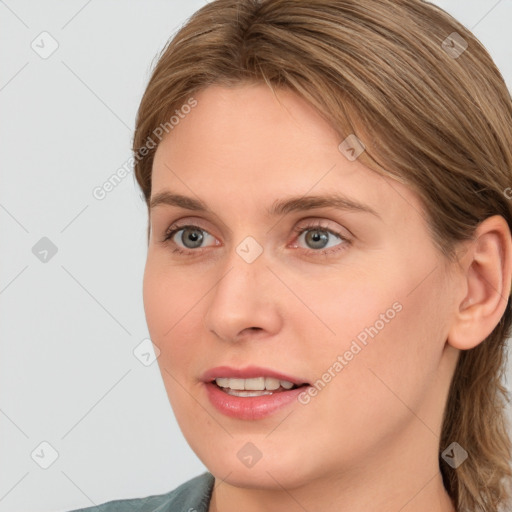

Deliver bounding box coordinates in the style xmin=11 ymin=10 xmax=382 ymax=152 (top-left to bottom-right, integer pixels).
xmin=149 ymin=191 xmax=381 ymax=219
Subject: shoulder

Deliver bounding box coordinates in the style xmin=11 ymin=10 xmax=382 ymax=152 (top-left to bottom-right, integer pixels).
xmin=67 ymin=471 xmax=215 ymax=512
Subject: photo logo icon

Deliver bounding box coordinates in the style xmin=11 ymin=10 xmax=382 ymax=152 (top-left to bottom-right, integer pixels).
xmin=442 ymin=32 xmax=468 ymax=59
xmin=236 ymin=236 xmax=263 ymax=264
xmin=31 ymin=31 xmax=59 ymax=59
xmin=32 ymin=237 xmax=58 ymax=263
xmin=338 ymin=134 xmax=365 ymax=161
xmin=31 ymin=441 xmax=59 ymax=469
xmin=237 ymin=442 xmax=263 ymax=468
xmin=441 ymin=442 xmax=468 ymax=469
xmin=133 ymin=338 xmax=160 ymax=366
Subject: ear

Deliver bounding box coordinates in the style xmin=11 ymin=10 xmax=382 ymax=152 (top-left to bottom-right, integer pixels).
xmin=447 ymin=215 xmax=512 ymax=350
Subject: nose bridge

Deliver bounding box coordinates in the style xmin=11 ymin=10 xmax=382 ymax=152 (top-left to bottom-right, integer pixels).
xmin=203 ymin=234 xmax=279 ymax=340
xmin=213 ymin=234 xmax=268 ymax=310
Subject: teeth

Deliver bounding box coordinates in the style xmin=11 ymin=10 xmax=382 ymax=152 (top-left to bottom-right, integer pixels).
xmin=245 ymin=377 xmax=265 ymax=390
xmin=225 ymin=389 xmax=274 ymax=397
xmin=228 ymin=378 xmax=245 ymax=390
xmin=264 ymin=377 xmax=280 ymax=390
xmin=214 ymin=377 xmax=296 ymax=391
xmin=215 ymin=377 xmax=230 ymax=388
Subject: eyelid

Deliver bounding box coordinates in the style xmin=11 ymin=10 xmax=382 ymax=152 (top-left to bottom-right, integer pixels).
xmin=161 ymin=216 xmax=348 ymax=236
xmin=294 ymin=218 xmax=350 ymax=236
xmin=162 ymin=219 xmax=214 ymax=240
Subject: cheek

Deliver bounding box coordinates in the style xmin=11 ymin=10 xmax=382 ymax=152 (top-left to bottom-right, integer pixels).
xmin=143 ymin=257 xmax=197 ymax=339
xmin=142 ymin=264 xmax=169 ymax=343
xmin=142 ymin=262 xmax=202 ymax=421
xmin=142 ymin=259 xmax=207 ymax=377
xmin=356 ymin=273 xmax=448 ymax=386
xmin=317 ymin=271 xmax=448 ymax=439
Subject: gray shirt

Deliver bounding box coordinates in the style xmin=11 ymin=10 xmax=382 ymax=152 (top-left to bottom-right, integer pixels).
xmin=68 ymin=471 xmax=214 ymax=512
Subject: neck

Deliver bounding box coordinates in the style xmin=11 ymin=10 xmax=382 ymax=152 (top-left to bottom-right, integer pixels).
xmin=209 ymin=474 xmax=455 ymax=512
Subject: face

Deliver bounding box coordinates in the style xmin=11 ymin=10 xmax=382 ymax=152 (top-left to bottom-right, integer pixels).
xmin=143 ymin=83 xmax=460 ymax=490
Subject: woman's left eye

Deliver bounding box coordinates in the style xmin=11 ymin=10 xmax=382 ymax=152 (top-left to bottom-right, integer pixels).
xmin=161 ymin=222 xmax=350 ymax=256
xmin=291 ymin=223 xmax=349 ymax=254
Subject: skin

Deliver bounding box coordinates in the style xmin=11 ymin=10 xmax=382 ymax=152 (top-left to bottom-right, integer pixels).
xmin=143 ymin=82 xmax=512 ymax=512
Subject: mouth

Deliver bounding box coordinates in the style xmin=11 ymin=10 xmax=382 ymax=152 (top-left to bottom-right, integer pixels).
xmin=211 ymin=376 xmax=309 ymax=397
xmin=201 ymin=366 xmax=312 ymax=419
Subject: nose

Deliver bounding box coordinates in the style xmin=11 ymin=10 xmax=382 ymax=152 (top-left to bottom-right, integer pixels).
xmin=203 ymin=245 xmax=283 ymax=343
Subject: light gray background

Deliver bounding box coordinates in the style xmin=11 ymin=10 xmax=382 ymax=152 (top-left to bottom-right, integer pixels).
xmin=0 ymin=1 xmax=511 ymax=511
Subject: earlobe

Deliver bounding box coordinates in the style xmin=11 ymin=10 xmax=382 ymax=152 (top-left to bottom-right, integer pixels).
xmin=447 ymin=215 xmax=512 ymax=351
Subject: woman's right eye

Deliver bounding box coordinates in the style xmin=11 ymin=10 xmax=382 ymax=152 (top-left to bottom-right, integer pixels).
xmin=162 ymin=224 xmax=218 ymax=254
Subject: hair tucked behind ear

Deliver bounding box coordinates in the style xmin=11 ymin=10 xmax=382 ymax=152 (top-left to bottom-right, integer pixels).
xmin=131 ymin=1 xmax=512 ymax=509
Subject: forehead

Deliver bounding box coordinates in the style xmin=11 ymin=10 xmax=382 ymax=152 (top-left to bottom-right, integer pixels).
xmin=151 ymin=83 xmax=426 ymax=226
xmin=154 ymin=83 xmax=343 ymax=167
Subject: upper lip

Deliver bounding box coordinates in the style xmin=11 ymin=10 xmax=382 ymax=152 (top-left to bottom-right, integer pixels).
xmin=201 ymin=365 xmax=310 ymax=386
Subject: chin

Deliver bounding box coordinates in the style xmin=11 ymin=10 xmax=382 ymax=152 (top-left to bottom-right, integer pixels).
xmin=199 ymin=448 xmax=317 ymax=491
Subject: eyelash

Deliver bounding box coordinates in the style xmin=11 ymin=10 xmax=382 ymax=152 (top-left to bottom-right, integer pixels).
xmin=161 ymin=221 xmax=351 ymax=257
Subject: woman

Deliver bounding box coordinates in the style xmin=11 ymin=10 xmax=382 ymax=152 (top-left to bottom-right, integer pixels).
xmin=70 ymin=0 xmax=512 ymax=510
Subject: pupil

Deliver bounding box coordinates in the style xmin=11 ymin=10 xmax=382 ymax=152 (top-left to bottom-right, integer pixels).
xmin=306 ymin=230 xmax=328 ymax=249
xmin=183 ymin=228 xmax=203 ymax=248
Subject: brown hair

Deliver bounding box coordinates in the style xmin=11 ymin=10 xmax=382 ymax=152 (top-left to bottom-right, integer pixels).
xmin=131 ymin=0 xmax=512 ymax=509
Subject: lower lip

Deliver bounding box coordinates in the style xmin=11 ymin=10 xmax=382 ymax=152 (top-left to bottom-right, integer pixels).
xmin=204 ymin=381 xmax=309 ymax=420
